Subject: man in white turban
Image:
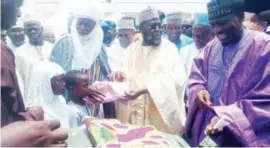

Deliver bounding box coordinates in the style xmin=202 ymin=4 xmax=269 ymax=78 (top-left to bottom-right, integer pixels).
xmin=50 ymin=3 xmax=116 ymax=118
xmin=15 ymin=13 xmax=53 ymax=107
xmin=110 ymin=7 xmax=187 ymax=135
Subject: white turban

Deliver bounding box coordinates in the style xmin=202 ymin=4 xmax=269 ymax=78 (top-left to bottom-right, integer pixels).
xmin=70 ymin=3 xmax=104 ymax=69
xmin=71 ymin=3 xmax=103 ymax=23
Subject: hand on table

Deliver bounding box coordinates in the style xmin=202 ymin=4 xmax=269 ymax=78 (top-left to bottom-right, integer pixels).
xmin=195 ymin=90 xmax=212 ymax=109
xmin=1 ymin=120 xmax=68 ymax=147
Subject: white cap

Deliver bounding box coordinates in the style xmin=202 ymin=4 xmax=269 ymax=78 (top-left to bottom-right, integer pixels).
xmin=166 ymin=12 xmax=183 ymax=24
xmin=138 ymin=7 xmax=159 ymax=25
xmin=117 ymin=19 xmax=135 ymax=30
xmin=23 ymin=13 xmax=44 ymax=25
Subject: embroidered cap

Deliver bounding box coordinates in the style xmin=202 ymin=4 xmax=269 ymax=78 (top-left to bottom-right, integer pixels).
xmin=138 ymin=7 xmax=160 ymax=25
xmin=207 ymin=0 xmax=245 ymax=20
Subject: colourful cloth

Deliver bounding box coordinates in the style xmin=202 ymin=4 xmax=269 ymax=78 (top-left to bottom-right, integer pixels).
xmin=185 ymin=29 xmax=270 ymax=147
xmin=86 ymin=81 xmax=130 ymax=104
xmin=68 ymin=118 xmax=190 ymax=147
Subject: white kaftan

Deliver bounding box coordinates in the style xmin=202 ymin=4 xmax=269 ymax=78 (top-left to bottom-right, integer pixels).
xmin=179 ymin=43 xmax=202 ymax=76
xmin=27 ymin=62 xmax=69 ymax=129
xmin=15 ymin=41 xmax=53 ymax=107
xmin=106 ymin=40 xmax=127 ymax=72
xmin=116 ymin=38 xmax=187 ymax=135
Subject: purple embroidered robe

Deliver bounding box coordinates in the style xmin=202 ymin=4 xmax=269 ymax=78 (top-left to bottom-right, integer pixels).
xmin=185 ymin=30 xmax=270 ymax=147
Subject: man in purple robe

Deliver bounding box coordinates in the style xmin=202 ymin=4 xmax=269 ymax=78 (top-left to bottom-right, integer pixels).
xmin=185 ymin=0 xmax=270 ymax=147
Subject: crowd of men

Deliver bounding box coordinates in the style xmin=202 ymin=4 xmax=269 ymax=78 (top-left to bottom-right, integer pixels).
xmin=1 ymin=0 xmax=269 ymax=147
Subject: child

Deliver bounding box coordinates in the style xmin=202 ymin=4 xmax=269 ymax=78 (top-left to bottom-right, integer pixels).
xmin=64 ymin=70 xmax=104 ymax=129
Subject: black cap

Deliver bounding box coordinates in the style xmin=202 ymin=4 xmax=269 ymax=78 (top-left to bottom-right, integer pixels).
xmin=207 ymin=0 xmax=245 ymax=19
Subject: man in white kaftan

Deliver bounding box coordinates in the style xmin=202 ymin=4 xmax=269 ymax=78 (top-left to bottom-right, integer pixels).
xmin=112 ymin=7 xmax=187 ymax=135
xmin=107 ymin=18 xmax=135 ymax=71
xmin=15 ymin=14 xmax=53 ymax=107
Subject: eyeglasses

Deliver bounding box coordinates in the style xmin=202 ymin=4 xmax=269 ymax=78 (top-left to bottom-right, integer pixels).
xmin=146 ymin=23 xmax=163 ymax=32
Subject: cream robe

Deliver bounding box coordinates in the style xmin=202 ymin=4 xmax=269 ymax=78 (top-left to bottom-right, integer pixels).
xmin=179 ymin=43 xmax=202 ymax=76
xmin=106 ymin=40 xmax=126 ymax=72
xmin=116 ymin=38 xmax=187 ymax=135
xmin=15 ymin=41 xmax=53 ymax=108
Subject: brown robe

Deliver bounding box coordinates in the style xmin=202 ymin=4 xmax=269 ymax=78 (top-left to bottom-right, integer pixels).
xmin=1 ymin=40 xmax=26 ymax=127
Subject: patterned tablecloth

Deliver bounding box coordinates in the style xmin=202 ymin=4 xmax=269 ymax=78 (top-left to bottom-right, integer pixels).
xmin=68 ymin=117 xmax=190 ymax=147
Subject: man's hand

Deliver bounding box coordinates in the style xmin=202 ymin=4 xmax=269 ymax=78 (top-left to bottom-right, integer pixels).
xmin=205 ymin=116 xmax=223 ymax=135
xmin=195 ymin=90 xmax=212 ymax=109
xmin=26 ymin=106 xmax=44 ymax=121
xmin=1 ymin=120 xmax=68 ymax=147
xmin=19 ymin=106 xmax=44 ymax=121
xmin=124 ymin=89 xmax=148 ymax=100
xmin=108 ymin=72 xmax=126 ymax=82
xmin=84 ymin=87 xmax=105 ymax=104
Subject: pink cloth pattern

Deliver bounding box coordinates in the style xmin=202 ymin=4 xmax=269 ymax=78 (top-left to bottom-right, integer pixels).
xmin=84 ymin=118 xmax=171 ymax=147
xmin=83 ymin=82 xmax=131 ymax=105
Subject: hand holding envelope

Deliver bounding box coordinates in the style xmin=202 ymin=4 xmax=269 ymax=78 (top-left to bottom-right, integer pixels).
xmin=205 ymin=117 xmax=230 ymax=135
xmin=83 ymin=81 xmax=132 ymax=105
